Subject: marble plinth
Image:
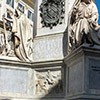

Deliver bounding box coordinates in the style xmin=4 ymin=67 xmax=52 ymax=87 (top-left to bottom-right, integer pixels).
xmin=64 ymin=44 xmax=100 ymax=100
xmin=0 ymin=58 xmax=65 ymax=100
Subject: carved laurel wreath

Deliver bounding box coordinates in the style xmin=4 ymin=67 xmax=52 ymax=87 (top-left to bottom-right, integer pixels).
xmin=40 ymin=0 xmax=65 ymax=29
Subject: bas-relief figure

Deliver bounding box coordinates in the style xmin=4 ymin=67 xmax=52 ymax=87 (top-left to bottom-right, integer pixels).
xmin=35 ymin=70 xmax=63 ymax=95
xmin=67 ymin=0 xmax=100 ymax=53
xmin=0 ymin=7 xmax=33 ymax=62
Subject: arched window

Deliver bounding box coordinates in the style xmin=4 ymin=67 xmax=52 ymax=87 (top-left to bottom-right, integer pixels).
xmin=95 ymin=0 xmax=100 ymax=24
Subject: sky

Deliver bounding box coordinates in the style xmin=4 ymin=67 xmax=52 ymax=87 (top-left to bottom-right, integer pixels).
xmin=95 ymin=0 xmax=100 ymax=24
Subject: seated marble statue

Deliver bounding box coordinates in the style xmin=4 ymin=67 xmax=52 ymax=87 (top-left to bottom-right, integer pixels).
xmin=67 ymin=0 xmax=100 ymax=52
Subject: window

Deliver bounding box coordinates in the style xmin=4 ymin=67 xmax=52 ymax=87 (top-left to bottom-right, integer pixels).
xmin=28 ymin=10 xmax=34 ymax=21
xmin=18 ymin=3 xmax=24 ymax=13
xmin=6 ymin=0 xmax=14 ymax=8
xmin=95 ymin=0 xmax=100 ymax=24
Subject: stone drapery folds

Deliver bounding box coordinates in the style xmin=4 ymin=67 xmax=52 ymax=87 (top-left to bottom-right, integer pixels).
xmin=67 ymin=0 xmax=100 ymax=53
xmin=2 ymin=8 xmax=33 ymax=62
xmin=12 ymin=8 xmax=33 ymax=62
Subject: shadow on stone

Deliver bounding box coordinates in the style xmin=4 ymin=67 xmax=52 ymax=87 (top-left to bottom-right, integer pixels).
xmin=40 ymin=79 xmax=64 ymax=100
xmin=63 ymin=28 xmax=68 ymax=57
xmin=1 ymin=99 xmax=10 ymax=100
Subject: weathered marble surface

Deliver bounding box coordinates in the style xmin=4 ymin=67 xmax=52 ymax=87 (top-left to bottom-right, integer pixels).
xmin=68 ymin=0 xmax=75 ymax=12
xmin=0 ymin=59 xmax=65 ymax=100
xmin=35 ymin=70 xmax=62 ymax=95
xmin=89 ymin=59 xmax=100 ymax=90
xmin=0 ymin=67 xmax=28 ymax=93
xmin=64 ymin=45 xmax=100 ymax=100
xmin=32 ymin=33 xmax=64 ymax=62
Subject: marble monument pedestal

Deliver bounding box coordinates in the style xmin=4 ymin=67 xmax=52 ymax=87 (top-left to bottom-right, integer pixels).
xmin=0 ymin=57 xmax=64 ymax=100
xmin=64 ymin=44 xmax=100 ymax=100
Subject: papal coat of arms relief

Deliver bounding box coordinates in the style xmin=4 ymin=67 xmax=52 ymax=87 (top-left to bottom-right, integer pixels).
xmin=40 ymin=0 xmax=65 ymax=29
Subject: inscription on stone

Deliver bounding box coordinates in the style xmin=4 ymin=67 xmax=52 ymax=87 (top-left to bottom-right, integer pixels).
xmin=89 ymin=59 xmax=100 ymax=90
xmin=91 ymin=66 xmax=100 ymax=74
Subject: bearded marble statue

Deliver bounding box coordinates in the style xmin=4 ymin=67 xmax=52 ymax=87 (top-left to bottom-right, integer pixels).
xmin=67 ymin=0 xmax=100 ymax=53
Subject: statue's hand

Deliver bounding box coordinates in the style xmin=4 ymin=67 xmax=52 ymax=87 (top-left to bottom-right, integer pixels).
xmin=88 ymin=19 xmax=95 ymax=24
xmin=88 ymin=19 xmax=98 ymax=28
xmin=73 ymin=6 xmax=78 ymax=14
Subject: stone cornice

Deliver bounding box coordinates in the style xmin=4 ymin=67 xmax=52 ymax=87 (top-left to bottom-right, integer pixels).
xmin=0 ymin=57 xmax=63 ymax=68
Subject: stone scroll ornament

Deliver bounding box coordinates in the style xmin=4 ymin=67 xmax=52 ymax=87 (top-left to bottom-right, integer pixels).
xmin=40 ymin=0 xmax=65 ymax=29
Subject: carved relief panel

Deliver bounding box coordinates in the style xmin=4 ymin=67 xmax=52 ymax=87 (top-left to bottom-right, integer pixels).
xmin=0 ymin=8 xmax=33 ymax=62
xmin=35 ymin=69 xmax=63 ymax=95
xmin=0 ymin=30 xmax=14 ymax=57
